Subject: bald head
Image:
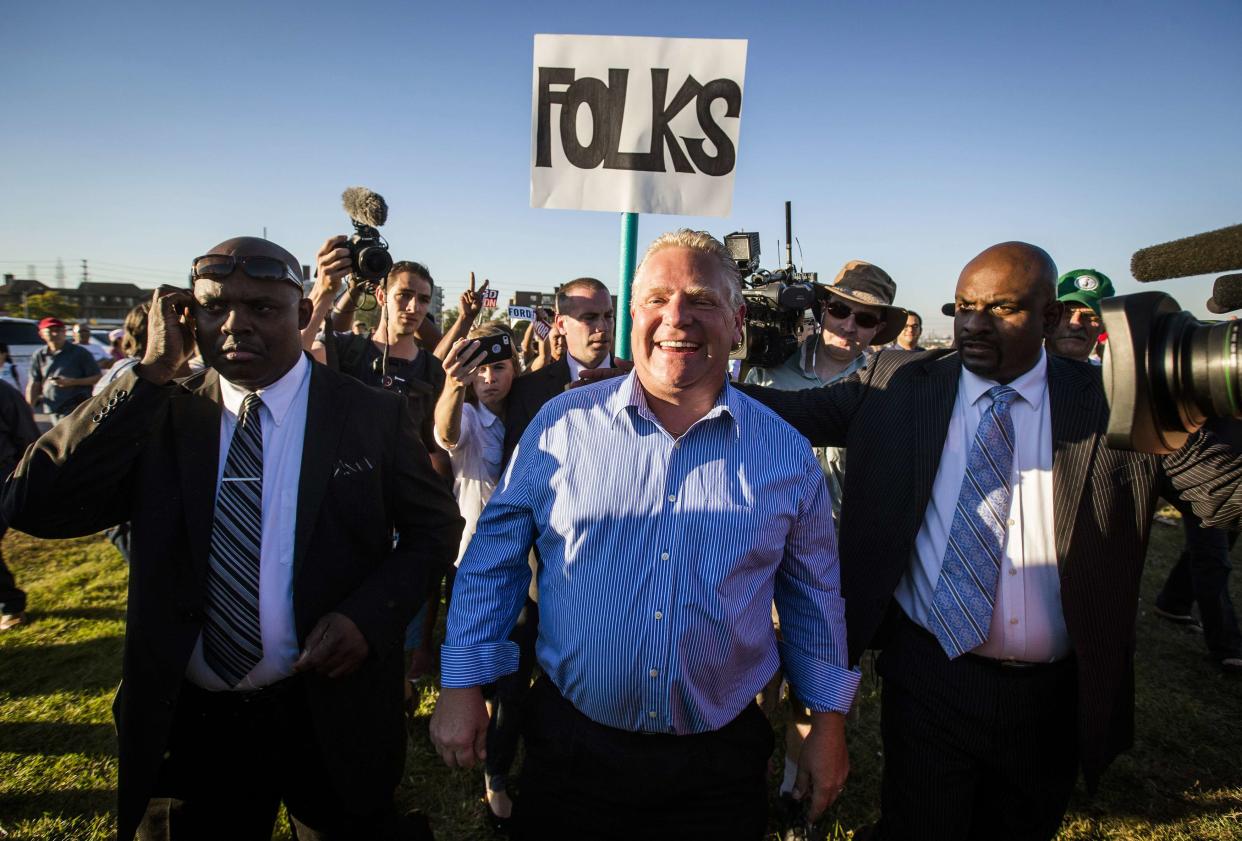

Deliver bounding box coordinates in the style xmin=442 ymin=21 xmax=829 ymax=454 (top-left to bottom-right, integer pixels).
xmin=953 ymin=241 xmax=1062 ymax=384
xmin=960 ymin=242 xmax=1057 ymax=305
xmin=206 ymin=236 xmax=302 ymax=278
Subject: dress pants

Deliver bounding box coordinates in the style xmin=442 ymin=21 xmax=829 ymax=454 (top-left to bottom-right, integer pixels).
xmin=137 ymin=678 xmax=410 ymax=841
xmin=1157 ymin=504 xmax=1242 ymax=659
xmin=874 ymin=611 xmax=1078 ymax=841
xmin=0 ymin=525 xmax=25 ymax=616
xmin=513 ymin=678 xmax=773 ymax=841
xmin=482 ymin=597 xmax=538 ymax=792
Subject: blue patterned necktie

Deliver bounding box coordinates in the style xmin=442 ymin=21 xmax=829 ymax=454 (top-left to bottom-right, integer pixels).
xmin=203 ymin=393 xmax=265 ymax=687
xmin=928 ymin=385 xmax=1019 ymax=659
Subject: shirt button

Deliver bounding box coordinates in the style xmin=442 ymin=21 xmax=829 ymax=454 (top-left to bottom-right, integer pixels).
xmin=1009 ymin=568 xmax=1017 ymax=576
xmin=649 ymin=669 xmax=659 ymax=678
xmin=660 ymin=552 xmax=670 ymax=561
xmin=1008 ymin=519 xmax=1015 ymax=526
xmin=1010 ymin=617 xmax=1019 ymax=625
xmin=667 ymin=494 xmax=676 ymax=503
xmin=648 ymin=710 xmax=658 ymax=719
xmin=654 ymin=611 xmax=663 ymax=621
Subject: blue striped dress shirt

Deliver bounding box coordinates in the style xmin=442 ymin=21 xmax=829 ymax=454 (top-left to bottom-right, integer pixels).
xmin=442 ymin=372 xmax=859 ymax=734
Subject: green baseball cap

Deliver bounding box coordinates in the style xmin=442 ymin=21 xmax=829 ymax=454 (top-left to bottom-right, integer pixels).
xmin=1056 ymin=269 xmax=1115 ymax=315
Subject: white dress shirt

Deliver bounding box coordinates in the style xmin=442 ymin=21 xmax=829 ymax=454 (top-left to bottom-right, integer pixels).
xmin=434 ymin=401 xmax=504 ymax=566
xmin=185 ymin=353 xmax=311 ymax=690
xmin=566 ymin=352 xmax=613 ymax=382
xmin=894 ymin=350 xmax=1071 ymax=662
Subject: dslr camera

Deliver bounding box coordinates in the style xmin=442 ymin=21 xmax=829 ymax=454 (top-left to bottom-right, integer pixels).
xmin=1101 ymin=224 xmax=1242 ymax=453
xmin=341 ymin=186 xmax=394 ymax=283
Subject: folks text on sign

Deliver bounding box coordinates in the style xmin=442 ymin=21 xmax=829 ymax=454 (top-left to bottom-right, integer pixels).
xmin=530 ymin=34 xmax=748 ymax=218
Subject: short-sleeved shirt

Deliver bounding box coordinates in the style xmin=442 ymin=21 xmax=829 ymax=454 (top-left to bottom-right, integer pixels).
xmin=29 ymin=342 xmax=101 ymax=415
xmin=434 ymin=401 xmax=505 ymax=566
xmin=332 ymin=332 xmax=445 ymax=449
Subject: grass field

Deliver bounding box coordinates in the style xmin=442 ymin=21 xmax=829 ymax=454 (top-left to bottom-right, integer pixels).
xmin=0 ymin=520 xmax=1239 ymax=840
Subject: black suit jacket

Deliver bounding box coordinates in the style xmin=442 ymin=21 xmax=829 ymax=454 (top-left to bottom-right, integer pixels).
xmin=742 ymin=348 xmax=1242 ymax=785
xmin=502 ymin=356 xmax=573 ymax=465
xmin=2 ymin=359 xmax=464 ymax=841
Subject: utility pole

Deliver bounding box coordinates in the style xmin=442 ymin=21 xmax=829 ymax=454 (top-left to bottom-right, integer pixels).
xmin=81 ymin=259 xmax=88 ymax=284
xmin=55 ymin=258 xmax=66 ymax=288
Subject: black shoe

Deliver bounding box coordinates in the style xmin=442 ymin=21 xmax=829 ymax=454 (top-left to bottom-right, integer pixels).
xmin=776 ymin=793 xmax=811 ymax=841
xmin=1152 ymin=604 xmax=1202 ymax=629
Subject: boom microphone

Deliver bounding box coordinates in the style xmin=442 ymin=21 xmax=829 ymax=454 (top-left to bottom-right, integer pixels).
xmin=1206 ymin=273 xmax=1242 ymax=314
xmin=1131 ymin=224 xmax=1242 ymax=282
xmin=341 ymin=186 xmax=388 ymax=227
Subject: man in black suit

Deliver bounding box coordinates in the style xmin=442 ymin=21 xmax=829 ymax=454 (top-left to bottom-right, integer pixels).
xmin=742 ymin=242 xmax=1242 ymax=840
xmin=2 ymin=236 xmax=463 ymax=841
xmin=502 ymin=277 xmax=617 ymax=462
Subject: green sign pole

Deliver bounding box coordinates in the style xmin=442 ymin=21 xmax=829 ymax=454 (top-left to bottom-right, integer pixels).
xmin=615 ymin=212 xmax=639 ymax=360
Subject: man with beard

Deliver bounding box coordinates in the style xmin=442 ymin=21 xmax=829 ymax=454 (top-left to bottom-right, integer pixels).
xmin=1045 ymin=269 xmax=1113 ymax=364
xmin=304 ymin=241 xmax=452 ymax=681
xmin=4 ymin=236 xmax=462 ymax=840
xmin=740 ymin=242 xmax=1242 ymax=840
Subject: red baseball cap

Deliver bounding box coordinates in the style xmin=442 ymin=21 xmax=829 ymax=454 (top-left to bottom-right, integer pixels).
xmin=38 ymin=317 xmax=65 ymax=331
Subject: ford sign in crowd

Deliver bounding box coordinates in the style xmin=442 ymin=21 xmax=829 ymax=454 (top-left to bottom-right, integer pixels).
xmin=2 ymin=230 xmax=1239 ymax=841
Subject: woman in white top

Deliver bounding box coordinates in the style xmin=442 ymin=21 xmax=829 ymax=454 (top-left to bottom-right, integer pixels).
xmin=434 ymin=323 xmax=520 ymax=829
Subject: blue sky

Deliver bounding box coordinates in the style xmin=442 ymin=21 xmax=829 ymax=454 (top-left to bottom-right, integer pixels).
xmin=2 ymin=0 xmax=1238 ymax=336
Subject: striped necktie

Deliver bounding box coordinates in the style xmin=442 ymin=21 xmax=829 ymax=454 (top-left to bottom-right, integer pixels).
xmin=927 ymin=385 xmax=1019 ymax=659
xmin=203 ymin=393 xmax=265 ymax=687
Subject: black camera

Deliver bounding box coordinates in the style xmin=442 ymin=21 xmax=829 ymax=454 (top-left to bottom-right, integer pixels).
xmin=341 ymin=186 xmax=393 ymax=283
xmin=726 ymin=202 xmax=820 ymax=367
xmin=347 ymin=221 xmax=393 ymax=282
xmin=1100 ymin=224 xmax=1242 ymax=453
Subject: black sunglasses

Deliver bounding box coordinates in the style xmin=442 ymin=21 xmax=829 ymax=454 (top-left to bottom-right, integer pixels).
xmin=824 ymin=300 xmax=883 ymax=329
xmin=191 ymin=254 xmax=304 ymax=289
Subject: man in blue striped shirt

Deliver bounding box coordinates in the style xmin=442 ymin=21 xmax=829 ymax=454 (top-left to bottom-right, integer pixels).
xmin=431 ymin=230 xmax=859 ymax=839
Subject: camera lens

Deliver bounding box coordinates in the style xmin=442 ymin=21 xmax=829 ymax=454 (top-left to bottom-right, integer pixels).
xmin=357 ymin=246 xmax=394 ymax=281
xmin=1101 ymin=292 xmax=1242 ymax=453
xmin=1151 ymin=311 xmax=1241 ymax=430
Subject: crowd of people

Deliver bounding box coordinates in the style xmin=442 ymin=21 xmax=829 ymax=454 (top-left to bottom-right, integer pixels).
xmin=0 ymin=226 xmax=1239 ymax=841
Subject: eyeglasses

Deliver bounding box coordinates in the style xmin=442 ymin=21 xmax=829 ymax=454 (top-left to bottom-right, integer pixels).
xmin=191 ymin=254 xmax=304 ymax=289
xmin=824 ymin=301 xmax=883 ymax=329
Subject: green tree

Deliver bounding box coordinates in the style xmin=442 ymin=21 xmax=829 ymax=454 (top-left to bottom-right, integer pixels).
xmin=21 ymin=291 xmax=79 ymax=321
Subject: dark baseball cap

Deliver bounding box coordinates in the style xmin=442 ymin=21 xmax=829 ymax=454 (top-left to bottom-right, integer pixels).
xmin=1057 ymin=269 xmax=1115 ymax=315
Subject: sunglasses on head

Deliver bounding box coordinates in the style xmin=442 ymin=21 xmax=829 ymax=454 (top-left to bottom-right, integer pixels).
xmin=824 ymin=300 xmax=883 ymax=329
xmin=191 ymin=254 xmax=303 ymax=288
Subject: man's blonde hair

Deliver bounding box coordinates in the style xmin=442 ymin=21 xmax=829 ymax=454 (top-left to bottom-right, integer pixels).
xmin=635 ymin=229 xmax=743 ymax=310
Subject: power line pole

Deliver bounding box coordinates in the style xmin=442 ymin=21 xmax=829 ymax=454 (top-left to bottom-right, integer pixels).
xmin=81 ymin=259 xmax=88 ymax=284
xmin=55 ymin=258 xmax=66 ymax=288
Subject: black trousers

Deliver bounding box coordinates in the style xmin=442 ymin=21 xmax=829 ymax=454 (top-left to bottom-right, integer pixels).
xmin=1157 ymin=505 xmax=1242 ymax=659
xmin=137 ymin=678 xmax=412 ymax=841
xmin=513 ymin=678 xmax=773 ymax=841
xmin=482 ymin=597 xmax=539 ymax=790
xmin=0 ymin=525 xmax=25 ymax=616
xmin=875 ymin=612 xmax=1078 ymax=841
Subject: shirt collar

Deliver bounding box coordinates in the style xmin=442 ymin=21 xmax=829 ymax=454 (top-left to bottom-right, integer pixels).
xmin=475 ymin=400 xmax=501 ymax=428
xmin=609 ymin=370 xmax=738 ymax=435
xmin=566 ymin=352 xmax=612 ymax=383
xmin=959 ymin=347 xmax=1048 ymax=410
xmin=798 ymin=338 xmax=868 ymax=385
xmin=218 ymin=352 xmax=310 ymax=427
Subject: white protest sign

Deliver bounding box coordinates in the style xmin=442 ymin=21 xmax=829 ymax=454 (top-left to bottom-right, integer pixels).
xmin=531 ymin=34 xmax=747 ymax=217
xmin=508 ymin=305 xmax=536 ymax=323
